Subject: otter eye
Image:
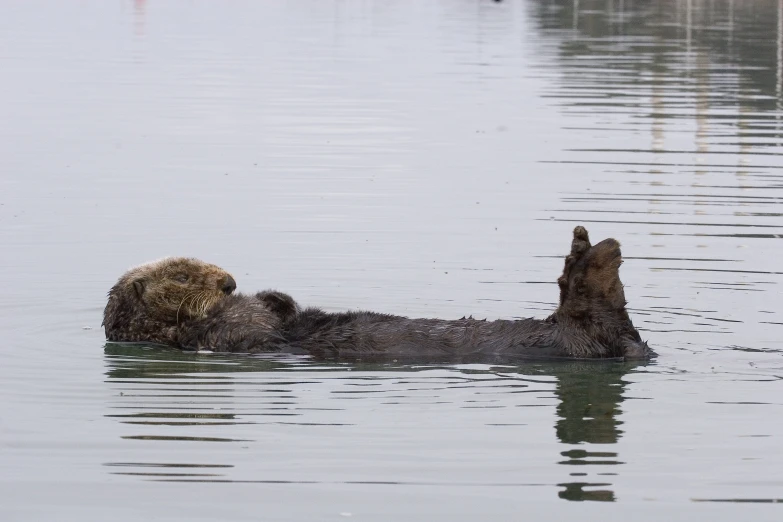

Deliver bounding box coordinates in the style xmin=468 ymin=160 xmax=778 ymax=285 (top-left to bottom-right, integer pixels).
xmin=174 ymin=274 xmax=189 ymax=283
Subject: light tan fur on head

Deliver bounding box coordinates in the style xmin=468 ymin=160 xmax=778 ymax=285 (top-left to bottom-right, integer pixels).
xmin=119 ymin=257 xmax=236 ymax=322
xmin=103 ymin=257 xmax=237 ymax=345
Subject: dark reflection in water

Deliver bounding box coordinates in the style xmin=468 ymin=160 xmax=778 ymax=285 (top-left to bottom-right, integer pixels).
xmin=104 ymin=344 xmax=644 ymax=501
xmin=551 ymin=361 xmax=631 ymax=501
xmin=555 ymin=364 xmax=626 ymax=444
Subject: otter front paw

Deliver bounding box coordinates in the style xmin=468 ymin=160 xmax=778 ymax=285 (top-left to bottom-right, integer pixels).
xmin=256 ymin=290 xmax=300 ymax=323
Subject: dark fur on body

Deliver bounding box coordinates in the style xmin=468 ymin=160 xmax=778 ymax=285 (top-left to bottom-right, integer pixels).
xmin=103 ymin=227 xmax=652 ymax=360
xmin=178 ymin=291 xmax=300 ymax=352
xmin=277 ymin=227 xmax=649 ymax=361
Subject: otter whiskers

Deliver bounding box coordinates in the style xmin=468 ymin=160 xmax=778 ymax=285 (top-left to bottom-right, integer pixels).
xmin=176 ymin=291 xmax=224 ymax=323
xmin=176 ymin=292 xmax=199 ymax=324
xmin=195 ymin=292 xmax=215 ymax=318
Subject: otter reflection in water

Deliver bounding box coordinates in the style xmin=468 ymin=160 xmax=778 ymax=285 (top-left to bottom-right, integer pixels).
xmin=548 ymin=361 xmax=637 ymax=502
xmin=103 ymin=347 xmax=641 ymax=501
xmin=103 ymin=227 xmax=652 ymax=361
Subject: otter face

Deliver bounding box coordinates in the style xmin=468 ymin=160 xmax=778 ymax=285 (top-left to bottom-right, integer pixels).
xmin=120 ymin=257 xmax=236 ymax=323
xmin=557 ymin=227 xmax=628 ymax=317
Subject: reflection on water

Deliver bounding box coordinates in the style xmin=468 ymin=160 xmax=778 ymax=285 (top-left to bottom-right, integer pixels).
xmin=104 ymin=344 xmax=642 ymax=501
xmin=553 ymin=364 xmax=627 ymax=499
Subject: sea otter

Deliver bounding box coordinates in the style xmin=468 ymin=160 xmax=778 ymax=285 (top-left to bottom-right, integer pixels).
xmin=103 ymin=227 xmax=652 ymax=360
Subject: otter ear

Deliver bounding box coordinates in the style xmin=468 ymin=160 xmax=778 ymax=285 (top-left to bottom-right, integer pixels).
xmin=132 ymin=279 xmax=146 ymax=299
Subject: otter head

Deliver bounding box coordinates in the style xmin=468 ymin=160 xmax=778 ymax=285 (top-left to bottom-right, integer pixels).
xmin=103 ymin=257 xmax=236 ymax=345
xmin=553 ymin=227 xmax=651 ymax=359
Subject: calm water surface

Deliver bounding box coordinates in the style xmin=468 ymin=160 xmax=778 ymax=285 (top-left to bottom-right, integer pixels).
xmin=1 ymin=0 xmax=783 ymax=520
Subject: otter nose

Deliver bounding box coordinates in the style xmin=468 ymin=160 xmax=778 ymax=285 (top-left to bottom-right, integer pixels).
xmin=221 ymin=275 xmax=237 ymax=295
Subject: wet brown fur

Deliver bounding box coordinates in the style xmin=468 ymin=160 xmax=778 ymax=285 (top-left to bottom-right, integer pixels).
xmin=103 ymin=228 xmax=651 ymax=360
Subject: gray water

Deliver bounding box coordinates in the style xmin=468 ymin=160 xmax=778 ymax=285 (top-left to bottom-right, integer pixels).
xmin=1 ymin=0 xmax=783 ymax=519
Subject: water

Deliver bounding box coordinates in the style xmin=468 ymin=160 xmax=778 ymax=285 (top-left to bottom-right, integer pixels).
xmin=1 ymin=0 xmax=782 ymax=519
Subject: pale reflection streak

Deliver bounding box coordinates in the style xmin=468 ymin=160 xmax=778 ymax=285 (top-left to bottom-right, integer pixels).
xmin=778 ymin=0 xmax=783 ymax=116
